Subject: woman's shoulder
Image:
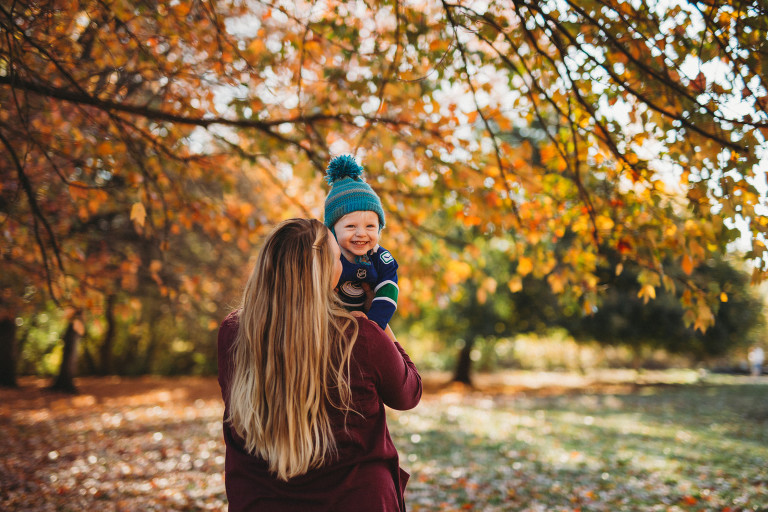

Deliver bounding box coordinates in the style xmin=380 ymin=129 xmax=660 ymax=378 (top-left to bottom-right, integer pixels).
xmin=218 ymin=310 xmax=240 ymax=342
xmin=221 ymin=310 xmax=239 ymax=327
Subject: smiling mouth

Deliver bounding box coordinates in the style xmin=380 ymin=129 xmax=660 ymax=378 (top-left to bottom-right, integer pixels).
xmin=349 ymin=241 xmax=370 ymax=251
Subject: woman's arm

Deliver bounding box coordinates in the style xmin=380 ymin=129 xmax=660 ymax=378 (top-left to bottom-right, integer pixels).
xmin=361 ymin=320 xmax=422 ymax=410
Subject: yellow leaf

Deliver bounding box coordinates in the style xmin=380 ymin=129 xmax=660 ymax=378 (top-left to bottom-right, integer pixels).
xmin=547 ymin=272 xmax=565 ymax=294
xmin=595 ymin=215 xmax=614 ymax=231
xmin=130 ymin=202 xmax=147 ymax=227
xmin=517 ymin=256 xmax=533 ymax=276
xmin=507 ymin=276 xmax=523 ymax=293
xmin=720 ymin=292 xmax=728 ymax=302
xmin=637 ymin=284 xmax=656 ymax=303
xmin=693 ymin=304 xmax=715 ymax=332
xmin=445 ymin=259 xmax=472 ymax=285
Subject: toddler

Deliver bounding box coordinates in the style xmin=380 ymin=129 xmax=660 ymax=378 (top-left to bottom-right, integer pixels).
xmin=323 ymin=155 xmax=398 ymax=331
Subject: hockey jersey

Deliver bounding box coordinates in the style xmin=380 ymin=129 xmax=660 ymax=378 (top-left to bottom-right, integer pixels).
xmin=336 ymin=245 xmax=399 ymax=329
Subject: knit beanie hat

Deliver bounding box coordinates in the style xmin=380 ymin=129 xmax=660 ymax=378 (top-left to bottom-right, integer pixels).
xmin=323 ymin=155 xmax=385 ymax=231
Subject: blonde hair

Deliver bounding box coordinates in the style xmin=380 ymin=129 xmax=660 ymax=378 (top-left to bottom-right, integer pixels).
xmin=227 ymin=218 xmax=358 ymax=481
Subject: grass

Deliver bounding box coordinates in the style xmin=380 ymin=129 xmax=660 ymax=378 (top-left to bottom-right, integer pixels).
xmin=390 ymin=373 xmax=768 ymax=511
xmin=1 ymin=372 xmax=767 ymax=511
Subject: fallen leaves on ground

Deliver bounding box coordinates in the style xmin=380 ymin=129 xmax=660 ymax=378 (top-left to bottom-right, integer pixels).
xmin=0 ymin=377 xmax=226 ymax=512
xmin=1 ymin=373 xmax=767 ymax=511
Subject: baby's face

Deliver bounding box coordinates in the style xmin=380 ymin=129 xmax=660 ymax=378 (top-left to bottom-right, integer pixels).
xmin=333 ymin=211 xmax=380 ymax=262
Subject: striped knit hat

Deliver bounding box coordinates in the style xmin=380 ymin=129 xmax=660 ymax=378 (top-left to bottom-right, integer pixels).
xmin=323 ymin=155 xmax=385 ymax=231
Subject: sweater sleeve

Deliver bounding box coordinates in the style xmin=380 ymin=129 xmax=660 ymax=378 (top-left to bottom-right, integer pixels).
xmin=366 ymin=247 xmax=399 ymax=330
xmin=217 ymin=311 xmax=239 ymax=404
xmin=359 ymin=319 xmax=421 ymax=411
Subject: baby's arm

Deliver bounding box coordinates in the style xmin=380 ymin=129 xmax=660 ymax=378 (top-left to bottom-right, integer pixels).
xmin=366 ymin=248 xmax=399 ymax=330
xmin=359 ymin=282 xmax=397 ymax=342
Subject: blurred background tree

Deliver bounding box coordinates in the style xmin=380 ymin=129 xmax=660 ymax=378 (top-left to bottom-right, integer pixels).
xmin=1 ymin=0 xmax=766 ymax=388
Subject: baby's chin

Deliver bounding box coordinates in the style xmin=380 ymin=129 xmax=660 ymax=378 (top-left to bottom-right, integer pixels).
xmin=342 ymin=246 xmax=371 ymax=257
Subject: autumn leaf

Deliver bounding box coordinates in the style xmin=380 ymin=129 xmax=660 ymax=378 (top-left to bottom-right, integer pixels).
xmin=3 ymin=0 xmax=767 ymax=372
xmin=130 ymin=202 xmax=147 ymax=228
xmin=690 ymin=72 xmax=707 ymax=93
xmin=637 ymin=284 xmax=656 ymax=303
xmin=516 ymin=257 xmax=533 ymax=277
xmin=72 ymin=318 xmax=85 ymax=335
xmin=681 ymin=255 xmax=694 ymax=276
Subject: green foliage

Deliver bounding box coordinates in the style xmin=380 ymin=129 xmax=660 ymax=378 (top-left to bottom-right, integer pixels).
xmin=408 ymin=236 xmax=762 ymax=377
xmin=16 ymin=310 xmax=67 ymax=377
xmin=567 ymin=256 xmax=764 ymax=359
xmin=415 ymin=234 xmax=562 ymax=344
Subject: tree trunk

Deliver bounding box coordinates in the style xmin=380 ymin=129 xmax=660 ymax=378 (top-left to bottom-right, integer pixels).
xmin=50 ymin=316 xmax=82 ymax=393
xmin=452 ymin=338 xmax=475 ymax=385
xmin=99 ymin=294 xmax=116 ymax=375
xmin=0 ymin=316 xmax=18 ymax=388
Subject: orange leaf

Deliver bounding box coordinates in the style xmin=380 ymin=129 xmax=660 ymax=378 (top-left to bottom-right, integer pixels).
xmin=68 ymin=181 xmax=89 ymax=201
xmin=73 ymin=319 xmax=85 ymax=336
xmin=130 ymin=202 xmax=147 ymax=227
xmin=96 ymin=141 xmax=112 ymax=156
xmin=681 ymin=254 xmax=694 ymax=275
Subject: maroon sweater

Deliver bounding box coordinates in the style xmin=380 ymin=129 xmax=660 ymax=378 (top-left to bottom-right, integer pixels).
xmin=217 ymin=312 xmax=422 ymax=512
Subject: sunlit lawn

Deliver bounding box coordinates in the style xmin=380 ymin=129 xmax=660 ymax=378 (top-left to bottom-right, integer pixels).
xmin=1 ymin=373 xmax=766 ymax=511
xmin=392 ymin=374 xmax=768 ymax=511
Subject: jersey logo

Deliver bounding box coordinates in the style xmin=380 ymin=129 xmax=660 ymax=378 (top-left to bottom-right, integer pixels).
xmin=340 ymin=281 xmax=365 ymax=298
xmin=356 ymin=268 xmax=367 ymax=279
xmin=380 ymin=251 xmax=394 ymax=264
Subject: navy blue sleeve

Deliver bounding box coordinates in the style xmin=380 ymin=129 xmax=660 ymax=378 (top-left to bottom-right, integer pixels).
xmin=366 ymin=247 xmax=399 ymax=329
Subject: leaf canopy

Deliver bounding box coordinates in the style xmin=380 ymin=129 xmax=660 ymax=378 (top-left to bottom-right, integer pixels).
xmin=1 ymin=0 xmax=766 ymax=332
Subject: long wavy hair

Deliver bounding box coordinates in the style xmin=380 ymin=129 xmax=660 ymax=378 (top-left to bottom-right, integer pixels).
xmin=227 ymin=218 xmax=358 ymax=481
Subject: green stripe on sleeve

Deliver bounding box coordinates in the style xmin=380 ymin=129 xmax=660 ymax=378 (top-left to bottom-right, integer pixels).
xmin=375 ymin=282 xmax=399 ymax=302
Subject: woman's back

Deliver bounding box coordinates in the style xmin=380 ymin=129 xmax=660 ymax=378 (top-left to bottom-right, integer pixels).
xmin=218 ymin=313 xmax=421 ymax=512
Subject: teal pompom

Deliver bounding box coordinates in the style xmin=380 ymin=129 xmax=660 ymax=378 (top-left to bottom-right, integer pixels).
xmin=325 ymin=155 xmax=363 ymax=184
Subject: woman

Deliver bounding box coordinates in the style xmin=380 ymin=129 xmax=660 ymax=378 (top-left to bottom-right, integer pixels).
xmin=217 ymin=218 xmax=422 ymax=511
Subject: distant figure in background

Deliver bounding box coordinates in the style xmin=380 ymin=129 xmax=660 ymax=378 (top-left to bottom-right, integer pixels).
xmin=748 ymin=345 xmax=764 ymax=376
